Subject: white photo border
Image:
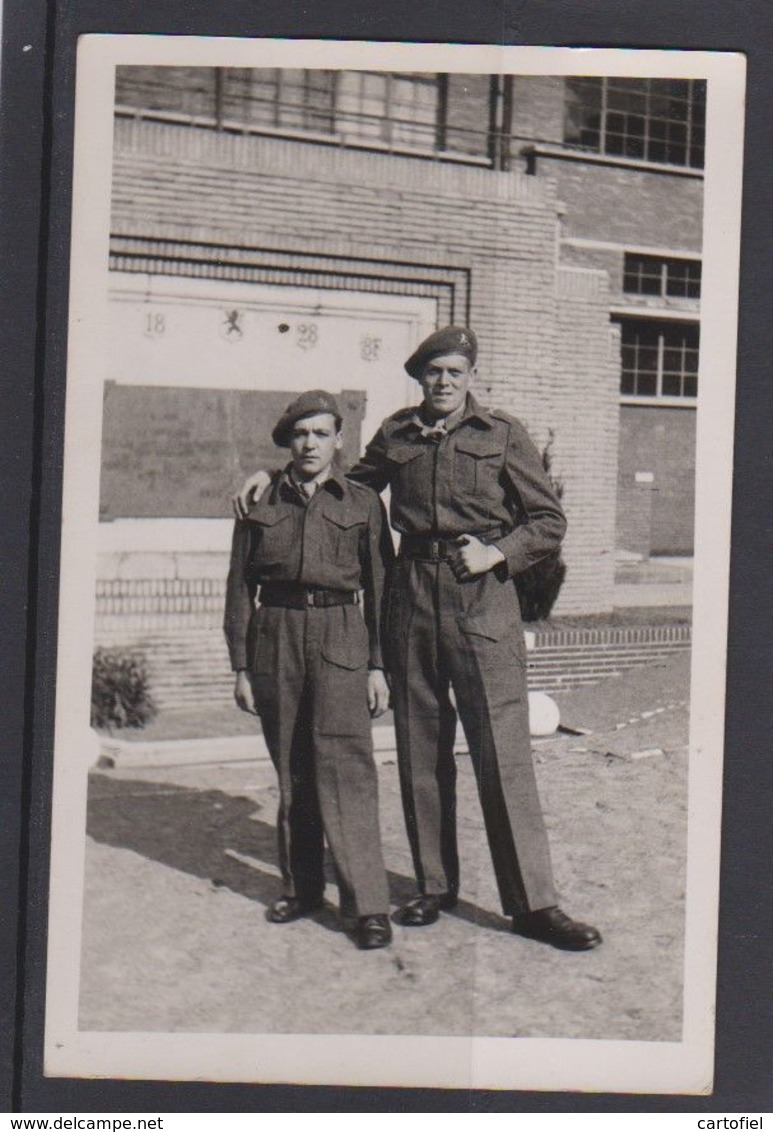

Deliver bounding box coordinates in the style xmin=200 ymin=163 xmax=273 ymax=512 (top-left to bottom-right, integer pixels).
xmin=43 ymin=36 xmax=746 ymax=1094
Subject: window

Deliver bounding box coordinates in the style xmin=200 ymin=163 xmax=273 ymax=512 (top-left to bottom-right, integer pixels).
xmin=116 ymin=67 xmax=508 ymax=166
xmin=335 ymin=72 xmax=439 ymax=148
xmin=565 ymin=77 xmax=706 ymax=169
xmin=623 ymin=254 xmax=702 ymax=299
xmin=619 ymin=319 xmax=699 ymax=398
xmin=220 ymin=69 xmax=337 ymax=133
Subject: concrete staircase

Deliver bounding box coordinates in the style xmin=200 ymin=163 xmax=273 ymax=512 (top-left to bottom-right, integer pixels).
xmin=95 ymin=620 xmax=691 ymax=711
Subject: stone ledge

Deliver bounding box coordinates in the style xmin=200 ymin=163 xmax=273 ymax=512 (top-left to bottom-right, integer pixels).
xmin=99 ymin=725 xmax=453 ymax=771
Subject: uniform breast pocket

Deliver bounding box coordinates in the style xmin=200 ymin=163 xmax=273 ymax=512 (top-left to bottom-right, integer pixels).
xmin=322 ymin=511 xmax=366 ymax=566
xmin=453 ymin=439 xmax=503 ymax=496
xmin=254 ymin=509 xmax=293 ymax=561
xmin=388 ymin=443 xmax=428 ymax=497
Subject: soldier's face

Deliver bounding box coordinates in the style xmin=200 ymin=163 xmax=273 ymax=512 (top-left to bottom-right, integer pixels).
xmin=419 ymin=353 xmax=474 ymax=418
xmin=289 ymin=413 xmax=343 ymax=479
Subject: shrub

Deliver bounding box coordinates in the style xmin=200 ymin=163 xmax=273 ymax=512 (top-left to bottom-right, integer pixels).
xmin=91 ymin=646 xmax=157 ymax=731
xmin=515 ymin=430 xmax=568 ymax=623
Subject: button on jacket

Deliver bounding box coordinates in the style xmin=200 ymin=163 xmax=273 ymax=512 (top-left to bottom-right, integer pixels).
xmin=224 ymin=466 xmax=392 ymax=672
xmin=346 ymin=395 xmax=566 ymax=575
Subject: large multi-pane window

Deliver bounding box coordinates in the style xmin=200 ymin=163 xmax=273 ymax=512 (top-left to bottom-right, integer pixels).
xmin=115 ymin=67 xmax=506 ymax=165
xmin=565 ymin=77 xmax=706 ymax=169
xmin=623 ymin=254 xmax=702 ymax=299
xmin=220 ymin=69 xmax=337 ymax=133
xmin=619 ymin=319 xmax=699 ymax=398
xmin=335 ymin=71 xmax=438 ymax=148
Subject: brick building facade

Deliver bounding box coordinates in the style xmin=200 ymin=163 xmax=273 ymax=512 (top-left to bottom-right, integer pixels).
xmin=509 ymin=76 xmax=703 ymax=557
xmin=101 ymin=68 xmax=702 ymax=622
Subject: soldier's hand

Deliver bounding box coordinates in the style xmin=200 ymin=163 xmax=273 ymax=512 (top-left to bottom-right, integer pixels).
xmin=450 ymin=535 xmax=505 ymax=580
xmin=367 ymin=668 xmax=390 ymax=719
xmin=232 ymin=470 xmax=271 ymax=519
xmin=234 ymin=670 xmax=258 ymax=715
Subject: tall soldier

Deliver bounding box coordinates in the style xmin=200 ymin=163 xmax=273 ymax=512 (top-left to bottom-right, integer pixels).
xmin=224 ymin=390 xmax=394 ymax=950
xmin=234 ymin=331 xmax=601 ymax=950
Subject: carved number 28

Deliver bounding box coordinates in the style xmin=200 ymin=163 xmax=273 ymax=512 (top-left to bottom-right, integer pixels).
xmin=296 ymin=323 xmax=318 ymax=350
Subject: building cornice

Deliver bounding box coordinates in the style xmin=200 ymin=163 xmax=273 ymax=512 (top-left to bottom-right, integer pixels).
xmin=562 ymin=237 xmax=702 ymax=261
xmin=521 ymin=142 xmax=704 ymax=180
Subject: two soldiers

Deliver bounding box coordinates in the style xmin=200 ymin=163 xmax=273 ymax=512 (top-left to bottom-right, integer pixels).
xmin=227 ymin=327 xmax=601 ymax=952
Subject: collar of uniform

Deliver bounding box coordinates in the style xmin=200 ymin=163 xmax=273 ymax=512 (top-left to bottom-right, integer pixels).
xmin=320 ymin=466 xmax=346 ymax=497
xmin=395 ymin=394 xmax=493 ymax=436
xmin=277 ymin=464 xmax=346 ymax=500
xmin=459 ymin=395 xmax=495 ymax=430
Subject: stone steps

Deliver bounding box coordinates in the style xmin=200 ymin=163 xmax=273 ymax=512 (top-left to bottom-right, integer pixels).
xmin=95 ymin=621 xmax=691 ymax=708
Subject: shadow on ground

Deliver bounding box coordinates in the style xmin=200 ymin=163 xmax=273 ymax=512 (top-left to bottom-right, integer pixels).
xmin=86 ymin=774 xmax=505 ymax=934
xmin=79 ymin=655 xmax=689 ymax=1042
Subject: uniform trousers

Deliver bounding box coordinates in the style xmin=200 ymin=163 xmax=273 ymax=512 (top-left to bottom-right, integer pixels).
xmin=386 ymin=556 xmax=558 ymax=915
xmin=249 ymin=601 xmax=389 ymax=918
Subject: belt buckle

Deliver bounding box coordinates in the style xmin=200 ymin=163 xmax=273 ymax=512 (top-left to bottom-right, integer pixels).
xmin=307 ymin=589 xmax=316 ymax=607
xmin=430 ymin=539 xmax=441 ymax=559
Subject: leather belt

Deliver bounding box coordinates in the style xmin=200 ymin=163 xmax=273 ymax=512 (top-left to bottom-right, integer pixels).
xmin=400 ymin=528 xmax=509 ymax=562
xmin=259 ymin=582 xmax=359 ymax=610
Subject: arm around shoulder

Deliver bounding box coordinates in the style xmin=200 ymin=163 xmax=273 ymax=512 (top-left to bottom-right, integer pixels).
xmin=232 ymin=469 xmax=273 ymax=519
xmin=345 ymin=421 xmax=393 ymax=494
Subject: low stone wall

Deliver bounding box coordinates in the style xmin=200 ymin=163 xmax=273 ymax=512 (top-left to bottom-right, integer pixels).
xmin=94 ymin=580 xmax=691 ymax=709
xmin=527 ymin=625 xmax=691 ymax=691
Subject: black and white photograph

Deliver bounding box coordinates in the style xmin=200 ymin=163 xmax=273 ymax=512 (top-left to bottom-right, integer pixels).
xmin=42 ymin=37 xmax=745 ymax=1093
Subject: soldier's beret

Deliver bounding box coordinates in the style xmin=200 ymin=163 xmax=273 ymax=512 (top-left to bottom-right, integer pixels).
xmin=404 ymin=326 xmax=478 ymax=379
xmin=271 ymin=389 xmax=342 ymax=447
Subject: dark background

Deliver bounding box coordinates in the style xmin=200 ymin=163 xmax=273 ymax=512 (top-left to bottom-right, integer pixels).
xmin=1 ymin=0 xmax=770 ymax=1114
xmin=99 ymin=385 xmax=366 ymax=519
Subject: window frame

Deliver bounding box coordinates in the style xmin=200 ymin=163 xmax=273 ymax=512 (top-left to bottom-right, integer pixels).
xmin=564 ymin=77 xmax=706 ymax=170
xmin=115 ymin=67 xmax=515 ymax=170
xmin=623 ymin=253 xmax=702 ymax=300
xmin=616 ymin=316 xmax=700 ymax=404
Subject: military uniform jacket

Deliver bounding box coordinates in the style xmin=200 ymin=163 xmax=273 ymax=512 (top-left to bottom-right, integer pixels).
xmin=346 ymin=395 xmax=566 ymax=575
xmin=224 ymin=467 xmax=393 ymax=673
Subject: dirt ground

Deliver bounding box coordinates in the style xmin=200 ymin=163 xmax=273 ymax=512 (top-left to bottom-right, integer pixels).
xmin=80 ymin=653 xmax=689 ymax=1041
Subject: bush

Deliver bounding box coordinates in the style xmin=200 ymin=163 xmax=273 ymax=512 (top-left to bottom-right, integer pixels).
xmin=91 ymin=646 xmax=157 ymax=731
xmin=515 ymin=430 xmax=568 ymax=623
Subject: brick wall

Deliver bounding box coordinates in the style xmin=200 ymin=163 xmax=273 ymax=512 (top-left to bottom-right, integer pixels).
xmin=95 ymin=605 xmax=691 ymax=709
xmin=616 ymin=480 xmax=654 ymax=558
xmin=559 ymin=243 xmax=701 ymax=326
xmin=618 ymin=405 xmax=696 ymax=555
xmin=507 ymin=76 xmax=704 ymax=254
xmin=559 ymin=244 xmax=625 ymax=297
xmin=110 ymin=117 xmax=617 ymax=612
xmin=550 ymin=270 xmax=619 ymax=613
xmin=446 ymin=73 xmax=493 ymax=152
xmin=510 ymin=77 xmax=566 ymax=146
xmin=537 ymin=154 xmax=704 ymax=251
xmin=112 ymin=119 xmax=561 ymax=400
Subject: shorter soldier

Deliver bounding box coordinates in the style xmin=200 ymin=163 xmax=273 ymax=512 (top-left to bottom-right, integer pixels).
xmin=224 ymin=390 xmax=393 ymax=950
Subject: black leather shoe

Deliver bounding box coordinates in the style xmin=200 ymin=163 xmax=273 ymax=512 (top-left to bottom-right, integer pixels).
xmin=511 ymin=906 xmax=602 ymax=951
xmin=397 ymin=893 xmax=457 ymax=927
xmin=354 ymin=914 xmax=393 ymax=950
xmin=266 ymin=896 xmax=323 ymax=924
